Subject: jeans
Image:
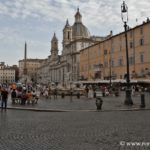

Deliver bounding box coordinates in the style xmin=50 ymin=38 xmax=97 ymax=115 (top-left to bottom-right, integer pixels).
xmin=1 ymin=99 xmax=7 ymax=109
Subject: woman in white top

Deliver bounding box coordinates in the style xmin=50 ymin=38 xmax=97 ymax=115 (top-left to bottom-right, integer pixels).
xmin=88 ymin=85 xmax=94 ymax=99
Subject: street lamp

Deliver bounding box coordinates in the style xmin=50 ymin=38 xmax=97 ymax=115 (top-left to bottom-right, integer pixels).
xmin=109 ymin=58 xmax=112 ymax=87
xmin=121 ymin=1 xmax=133 ymax=105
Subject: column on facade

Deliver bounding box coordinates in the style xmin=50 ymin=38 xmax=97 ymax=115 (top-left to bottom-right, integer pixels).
xmin=59 ymin=69 xmax=61 ymax=83
xmin=50 ymin=69 xmax=51 ymax=82
xmin=52 ymin=69 xmax=53 ymax=82
xmin=54 ymin=69 xmax=56 ymax=82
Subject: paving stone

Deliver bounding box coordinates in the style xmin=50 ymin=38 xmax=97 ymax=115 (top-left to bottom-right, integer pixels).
xmin=6 ymin=92 xmax=150 ymax=111
xmin=0 ymin=110 xmax=150 ymax=149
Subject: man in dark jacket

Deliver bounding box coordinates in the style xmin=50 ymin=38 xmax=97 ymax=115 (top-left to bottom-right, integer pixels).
xmin=11 ymin=89 xmax=17 ymax=104
xmin=1 ymin=88 xmax=8 ymax=110
xmin=53 ymin=88 xmax=57 ymax=99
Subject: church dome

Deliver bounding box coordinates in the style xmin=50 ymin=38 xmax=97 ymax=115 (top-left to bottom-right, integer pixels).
xmin=72 ymin=8 xmax=90 ymax=40
xmin=72 ymin=22 xmax=90 ymax=40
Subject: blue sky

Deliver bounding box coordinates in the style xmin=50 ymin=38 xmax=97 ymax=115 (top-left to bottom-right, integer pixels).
xmin=0 ymin=0 xmax=150 ymax=65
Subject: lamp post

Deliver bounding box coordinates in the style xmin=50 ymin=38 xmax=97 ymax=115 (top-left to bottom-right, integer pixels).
xmin=109 ymin=58 xmax=112 ymax=87
xmin=121 ymin=1 xmax=133 ymax=105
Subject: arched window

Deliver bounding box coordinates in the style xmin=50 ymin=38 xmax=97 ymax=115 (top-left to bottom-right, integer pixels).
xmin=68 ymin=31 xmax=70 ymax=39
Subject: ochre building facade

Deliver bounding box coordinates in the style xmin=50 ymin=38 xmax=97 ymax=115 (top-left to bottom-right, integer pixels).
xmin=80 ymin=20 xmax=150 ymax=81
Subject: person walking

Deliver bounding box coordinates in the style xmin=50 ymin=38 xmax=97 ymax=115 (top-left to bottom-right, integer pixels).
xmin=11 ymin=89 xmax=17 ymax=104
xmin=34 ymin=90 xmax=40 ymax=104
xmin=88 ymin=85 xmax=94 ymax=99
xmin=31 ymin=90 xmax=36 ymax=105
xmin=21 ymin=90 xmax=28 ymax=105
xmin=48 ymin=87 xmax=51 ymax=99
xmin=131 ymin=86 xmax=135 ymax=96
xmin=44 ymin=88 xmax=49 ymax=99
xmin=53 ymin=88 xmax=57 ymax=99
xmin=27 ymin=91 xmax=32 ymax=104
xmin=85 ymin=86 xmax=89 ymax=97
xmin=1 ymin=88 xmax=9 ymax=110
xmin=0 ymin=86 xmax=2 ymax=101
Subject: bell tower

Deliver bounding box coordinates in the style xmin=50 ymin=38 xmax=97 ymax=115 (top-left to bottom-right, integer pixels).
xmin=63 ymin=19 xmax=72 ymax=48
xmin=51 ymin=33 xmax=58 ymax=60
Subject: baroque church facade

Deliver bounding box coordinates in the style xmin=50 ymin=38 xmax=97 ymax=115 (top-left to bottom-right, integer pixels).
xmin=37 ymin=8 xmax=110 ymax=85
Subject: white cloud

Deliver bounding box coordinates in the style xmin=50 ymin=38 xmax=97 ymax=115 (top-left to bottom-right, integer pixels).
xmin=0 ymin=0 xmax=149 ymax=23
xmin=0 ymin=0 xmax=150 ymax=65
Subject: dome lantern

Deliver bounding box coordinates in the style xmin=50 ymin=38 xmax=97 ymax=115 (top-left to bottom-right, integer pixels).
xmin=75 ymin=8 xmax=82 ymax=23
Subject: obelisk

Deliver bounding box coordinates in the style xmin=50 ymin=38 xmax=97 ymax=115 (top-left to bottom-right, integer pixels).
xmin=24 ymin=42 xmax=27 ymax=75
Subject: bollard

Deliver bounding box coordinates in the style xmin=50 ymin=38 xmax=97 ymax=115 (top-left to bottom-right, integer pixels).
xmin=77 ymin=92 xmax=80 ymax=99
xmin=115 ymin=91 xmax=119 ymax=97
xmin=94 ymin=92 xmax=96 ymax=98
xmin=140 ymin=93 xmax=145 ymax=108
xmin=70 ymin=91 xmax=73 ymax=101
xmin=102 ymin=92 xmax=105 ymax=97
xmin=96 ymin=98 xmax=103 ymax=110
xmin=61 ymin=93 xmax=65 ymax=99
xmin=140 ymin=88 xmax=145 ymax=108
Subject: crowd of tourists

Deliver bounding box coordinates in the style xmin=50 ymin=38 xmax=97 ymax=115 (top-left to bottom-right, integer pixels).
xmin=11 ymin=89 xmax=40 ymax=105
xmin=0 ymin=82 xmax=148 ymax=110
xmin=84 ymin=84 xmax=121 ymax=98
xmin=0 ymin=83 xmax=41 ymax=109
xmin=84 ymin=84 xmax=148 ymax=99
xmin=0 ymin=83 xmax=60 ymax=109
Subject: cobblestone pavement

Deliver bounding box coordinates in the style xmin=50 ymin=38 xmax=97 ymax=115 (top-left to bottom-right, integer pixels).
xmin=7 ymin=92 xmax=150 ymax=111
xmin=0 ymin=110 xmax=150 ymax=150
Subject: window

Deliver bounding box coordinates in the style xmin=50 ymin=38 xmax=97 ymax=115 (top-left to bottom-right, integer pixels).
xmin=111 ymin=59 xmax=114 ymax=67
xmin=85 ymin=64 xmax=88 ymax=71
xmin=140 ymin=38 xmax=144 ymax=46
xmin=67 ymin=63 xmax=70 ymax=72
xmin=140 ymin=69 xmax=145 ymax=77
xmin=140 ymin=53 xmax=144 ymax=63
xmin=118 ymin=58 xmax=123 ymax=66
xmin=130 ymin=31 xmax=133 ymax=38
xmin=81 ymin=42 xmax=84 ymax=48
xmin=89 ymin=64 xmax=91 ymax=70
xmin=130 ymin=42 xmax=133 ymax=48
xmin=98 ymin=48 xmax=101 ymax=56
xmin=140 ymin=27 xmax=143 ymax=35
xmin=74 ymin=56 xmax=76 ymax=63
xmin=104 ymin=49 xmax=107 ymax=55
xmin=112 ymin=71 xmax=117 ymax=79
xmin=111 ymin=48 xmax=114 ymax=53
xmin=120 ymin=75 xmax=123 ymax=79
xmin=129 ymin=56 xmax=134 ymax=65
xmin=104 ymin=61 xmax=108 ymax=67
xmin=119 ymin=45 xmax=122 ymax=51
xmin=68 ymin=31 xmax=70 ymax=39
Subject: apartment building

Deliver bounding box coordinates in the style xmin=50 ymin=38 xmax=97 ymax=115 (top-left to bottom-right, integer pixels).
xmin=0 ymin=62 xmax=15 ymax=83
xmin=80 ymin=20 xmax=150 ymax=81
